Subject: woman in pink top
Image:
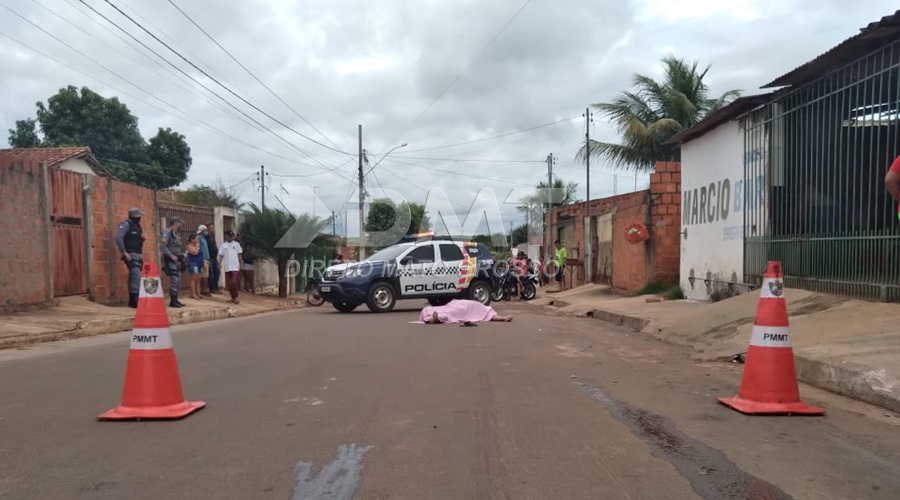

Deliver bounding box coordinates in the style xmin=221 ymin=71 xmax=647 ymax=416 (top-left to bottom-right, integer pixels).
xmin=885 ymin=155 xmax=900 ymax=222
xmin=419 ymin=300 xmax=512 ymax=324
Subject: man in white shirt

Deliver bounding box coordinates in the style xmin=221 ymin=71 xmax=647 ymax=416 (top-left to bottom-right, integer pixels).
xmin=218 ymin=229 xmax=244 ymax=304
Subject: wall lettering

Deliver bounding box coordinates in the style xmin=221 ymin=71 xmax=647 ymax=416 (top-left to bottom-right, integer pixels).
xmin=683 ymin=174 xmax=764 ymax=227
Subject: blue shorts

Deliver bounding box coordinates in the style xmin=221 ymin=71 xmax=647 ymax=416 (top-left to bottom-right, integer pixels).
xmin=188 ymin=264 xmax=202 ymax=275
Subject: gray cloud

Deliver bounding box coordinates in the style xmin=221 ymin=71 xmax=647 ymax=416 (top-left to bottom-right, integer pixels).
xmin=1 ymin=0 xmax=896 ymax=236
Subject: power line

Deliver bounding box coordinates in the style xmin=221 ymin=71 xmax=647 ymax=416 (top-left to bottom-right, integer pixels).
xmin=401 ymin=116 xmax=579 ymax=153
xmin=381 ymin=157 xmax=535 ymax=187
xmin=391 ymin=156 xmax=545 ymax=164
xmin=77 ymin=0 xmax=345 ymax=177
xmin=166 ymin=0 xmax=342 ymax=151
xmin=99 ymin=0 xmax=352 ymax=158
xmin=407 ymin=0 xmax=533 ymax=126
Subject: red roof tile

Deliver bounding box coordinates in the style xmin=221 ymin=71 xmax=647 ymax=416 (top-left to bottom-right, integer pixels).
xmin=0 ymin=146 xmax=98 ymax=169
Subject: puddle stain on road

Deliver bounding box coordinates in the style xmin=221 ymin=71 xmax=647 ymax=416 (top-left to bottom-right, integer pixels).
xmin=576 ymin=383 xmax=793 ymax=500
xmin=291 ymin=443 xmax=373 ymax=500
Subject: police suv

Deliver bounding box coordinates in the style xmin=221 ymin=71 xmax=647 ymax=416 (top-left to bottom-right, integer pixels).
xmin=319 ymin=239 xmax=499 ymax=313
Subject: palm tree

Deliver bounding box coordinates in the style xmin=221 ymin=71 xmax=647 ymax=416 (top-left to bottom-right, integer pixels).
xmin=517 ymin=178 xmax=579 ymax=236
xmin=578 ymin=56 xmax=741 ymax=171
xmin=239 ymin=204 xmax=335 ymax=297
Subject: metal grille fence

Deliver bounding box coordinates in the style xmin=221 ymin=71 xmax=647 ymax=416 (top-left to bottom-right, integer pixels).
xmin=744 ymin=39 xmax=900 ymax=301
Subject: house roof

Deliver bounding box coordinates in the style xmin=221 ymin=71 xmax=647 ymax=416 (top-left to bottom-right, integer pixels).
xmin=763 ymin=10 xmax=900 ymax=88
xmin=0 ymin=146 xmax=100 ymax=170
xmin=667 ymin=92 xmax=774 ymax=145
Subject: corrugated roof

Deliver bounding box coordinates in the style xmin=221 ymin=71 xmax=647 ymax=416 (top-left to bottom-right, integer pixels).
xmin=0 ymin=146 xmax=99 ymax=169
xmin=667 ymin=92 xmax=774 ymax=145
xmin=763 ymin=10 xmax=900 ymax=88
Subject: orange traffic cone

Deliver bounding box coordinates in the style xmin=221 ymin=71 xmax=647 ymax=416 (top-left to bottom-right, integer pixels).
xmin=718 ymin=261 xmax=824 ymax=415
xmin=98 ymin=261 xmax=205 ymax=420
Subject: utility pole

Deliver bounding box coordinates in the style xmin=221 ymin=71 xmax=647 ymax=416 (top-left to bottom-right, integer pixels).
xmin=585 ymin=107 xmax=592 ymax=204
xmin=546 ymin=153 xmax=555 ymax=264
xmin=357 ymin=125 xmax=366 ymax=260
xmin=258 ymin=165 xmax=267 ymax=211
xmin=332 ymin=210 xmax=337 ymax=236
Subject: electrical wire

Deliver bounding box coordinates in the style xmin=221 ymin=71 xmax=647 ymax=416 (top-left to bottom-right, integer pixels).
xmin=99 ymin=0 xmax=352 ymax=158
xmin=401 ymin=116 xmax=579 ymax=153
xmin=166 ymin=0 xmax=343 ymax=151
xmin=380 ymin=157 xmax=535 ymax=187
xmin=408 ymin=0 xmax=533 ymax=125
xmin=391 ymin=156 xmax=545 ymax=164
xmin=77 ymin=0 xmax=346 ymax=176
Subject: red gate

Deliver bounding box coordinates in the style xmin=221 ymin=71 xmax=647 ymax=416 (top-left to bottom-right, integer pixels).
xmin=49 ymin=168 xmax=88 ymax=296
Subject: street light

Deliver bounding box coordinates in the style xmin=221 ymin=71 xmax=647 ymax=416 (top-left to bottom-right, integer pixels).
xmin=366 ymin=143 xmax=408 ymax=176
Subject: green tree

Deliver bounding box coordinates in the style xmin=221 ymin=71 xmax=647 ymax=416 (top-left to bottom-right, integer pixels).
xmin=175 ymin=180 xmax=243 ymax=209
xmin=8 ymin=118 xmax=40 ymax=148
xmin=578 ymin=56 xmax=740 ymax=171
xmin=239 ymin=204 xmax=335 ymax=297
xmin=516 ymin=178 xmax=579 ymax=229
xmin=511 ymin=223 xmax=529 ymax=247
xmin=364 ymin=198 xmax=431 ymax=247
xmin=6 ymin=85 xmax=192 ymax=188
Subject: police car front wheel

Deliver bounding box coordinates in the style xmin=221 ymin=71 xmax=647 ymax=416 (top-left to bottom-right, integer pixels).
xmin=367 ymin=283 xmax=397 ymax=313
xmin=468 ymin=281 xmax=492 ymax=305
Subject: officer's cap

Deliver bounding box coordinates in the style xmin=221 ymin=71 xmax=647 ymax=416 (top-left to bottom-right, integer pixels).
xmin=169 ymin=216 xmax=184 ymax=225
xmin=128 ymin=207 xmax=142 ymax=217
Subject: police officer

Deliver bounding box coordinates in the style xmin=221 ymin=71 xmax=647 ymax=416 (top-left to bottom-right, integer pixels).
xmin=115 ymin=207 xmax=146 ymax=308
xmin=160 ymin=216 xmax=186 ymax=308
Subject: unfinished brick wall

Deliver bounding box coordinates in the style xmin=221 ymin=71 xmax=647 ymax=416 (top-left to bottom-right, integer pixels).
xmin=89 ymin=177 xmax=159 ymax=304
xmin=0 ymin=156 xmax=51 ymax=310
xmin=648 ymin=161 xmax=682 ymax=284
xmin=611 ymin=194 xmax=651 ymax=292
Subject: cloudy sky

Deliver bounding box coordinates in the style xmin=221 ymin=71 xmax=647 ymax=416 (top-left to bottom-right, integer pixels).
xmin=1 ymin=0 xmax=896 ymax=236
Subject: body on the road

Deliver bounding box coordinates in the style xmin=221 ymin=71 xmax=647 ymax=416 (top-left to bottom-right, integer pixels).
xmin=115 ymin=207 xmax=145 ymax=308
xmin=419 ymin=299 xmax=512 ymax=324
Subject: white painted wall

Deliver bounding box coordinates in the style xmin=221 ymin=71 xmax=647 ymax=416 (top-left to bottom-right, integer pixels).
xmin=679 ymin=120 xmax=754 ymax=301
xmin=58 ymin=158 xmax=95 ymax=175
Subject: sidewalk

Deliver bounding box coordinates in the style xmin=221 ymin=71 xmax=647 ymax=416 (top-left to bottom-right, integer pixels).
xmin=535 ymin=284 xmax=900 ymax=414
xmin=0 ymin=293 xmax=304 ymax=350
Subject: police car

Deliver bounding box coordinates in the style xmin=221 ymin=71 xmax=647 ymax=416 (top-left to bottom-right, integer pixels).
xmin=319 ymin=237 xmax=499 ymax=313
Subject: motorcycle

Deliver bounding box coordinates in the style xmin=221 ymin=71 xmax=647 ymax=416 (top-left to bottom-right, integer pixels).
xmin=490 ymin=260 xmax=538 ymax=301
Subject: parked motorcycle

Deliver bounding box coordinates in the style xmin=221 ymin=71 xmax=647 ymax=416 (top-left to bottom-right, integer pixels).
xmin=490 ymin=260 xmax=538 ymax=301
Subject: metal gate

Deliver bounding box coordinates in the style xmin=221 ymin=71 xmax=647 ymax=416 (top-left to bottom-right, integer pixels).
xmin=595 ymin=213 xmax=613 ymax=284
xmin=49 ymin=169 xmax=87 ymax=296
xmin=157 ymin=201 xmax=215 ymax=291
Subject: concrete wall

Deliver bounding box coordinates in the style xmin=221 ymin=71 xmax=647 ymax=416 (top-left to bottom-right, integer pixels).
xmin=0 ymin=156 xmax=52 ymax=310
xmin=679 ymin=121 xmax=747 ymax=301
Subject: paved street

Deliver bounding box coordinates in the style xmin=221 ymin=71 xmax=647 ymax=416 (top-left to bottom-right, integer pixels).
xmin=1 ymin=303 xmax=898 ymax=500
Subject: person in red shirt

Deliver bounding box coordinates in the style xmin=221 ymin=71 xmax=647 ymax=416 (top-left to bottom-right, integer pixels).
xmin=884 ymin=155 xmax=900 ymax=221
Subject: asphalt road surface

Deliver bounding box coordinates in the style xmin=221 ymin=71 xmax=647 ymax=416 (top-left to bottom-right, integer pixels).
xmin=1 ymin=301 xmax=898 ymax=500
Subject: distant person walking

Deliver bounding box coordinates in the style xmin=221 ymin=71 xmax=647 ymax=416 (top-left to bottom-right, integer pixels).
xmin=240 ymin=238 xmax=256 ymax=294
xmin=160 ymin=216 xmax=186 ymax=308
xmin=554 ymin=240 xmax=568 ymax=292
xmin=205 ymin=222 xmax=222 ymax=295
xmin=197 ymin=225 xmax=212 ymax=296
xmin=115 ymin=207 xmax=145 ymax=308
xmin=219 ymin=229 xmax=243 ymax=304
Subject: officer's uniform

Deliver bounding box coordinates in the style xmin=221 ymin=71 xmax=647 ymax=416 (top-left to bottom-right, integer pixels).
xmin=160 ymin=216 xmax=186 ymax=307
xmin=115 ymin=207 xmax=145 ymax=308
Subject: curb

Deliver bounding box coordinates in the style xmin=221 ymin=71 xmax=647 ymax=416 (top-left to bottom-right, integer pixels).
xmin=0 ymin=300 xmax=304 ymax=351
xmin=573 ymin=306 xmax=900 ymax=414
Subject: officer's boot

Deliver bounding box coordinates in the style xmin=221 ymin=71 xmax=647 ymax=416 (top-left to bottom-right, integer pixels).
xmin=175 ymin=293 xmax=186 ymax=307
xmin=169 ymin=294 xmax=183 ymax=308
xmin=128 ymin=293 xmax=138 ymax=308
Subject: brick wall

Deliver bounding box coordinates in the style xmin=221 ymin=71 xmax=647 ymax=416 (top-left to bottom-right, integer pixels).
xmin=545 ymin=161 xmax=682 ymax=294
xmin=89 ymin=177 xmax=159 ymax=304
xmin=0 ymin=156 xmax=51 ymax=310
xmin=611 ymin=194 xmax=651 ymax=292
xmin=648 ymin=161 xmax=682 ymax=284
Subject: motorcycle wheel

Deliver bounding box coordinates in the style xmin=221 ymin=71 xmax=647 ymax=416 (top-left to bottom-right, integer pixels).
xmin=306 ymin=284 xmax=325 ymax=307
xmin=521 ymin=283 xmax=537 ymax=300
xmin=490 ymin=288 xmax=505 ymax=302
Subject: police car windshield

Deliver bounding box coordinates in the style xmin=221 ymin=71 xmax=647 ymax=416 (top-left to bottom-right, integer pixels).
xmin=365 ymin=245 xmax=411 ymax=262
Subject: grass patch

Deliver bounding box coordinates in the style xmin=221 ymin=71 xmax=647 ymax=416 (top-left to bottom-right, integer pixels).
xmin=636 ymin=282 xmax=669 ymax=295
xmin=666 ymin=287 xmax=685 ymax=300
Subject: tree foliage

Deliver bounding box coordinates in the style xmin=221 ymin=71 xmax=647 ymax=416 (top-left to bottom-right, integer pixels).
xmin=364 ymin=198 xmax=431 ymax=247
xmin=7 ymin=85 xmax=192 ymax=189
xmin=516 ymin=178 xmax=580 ymax=233
xmin=239 ymin=204 xmax=336 ymax=297
xmin=578 ymin=56 xmax=740 ymax=171
xmin=173 ymin=180 xmax=243 ymax=209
